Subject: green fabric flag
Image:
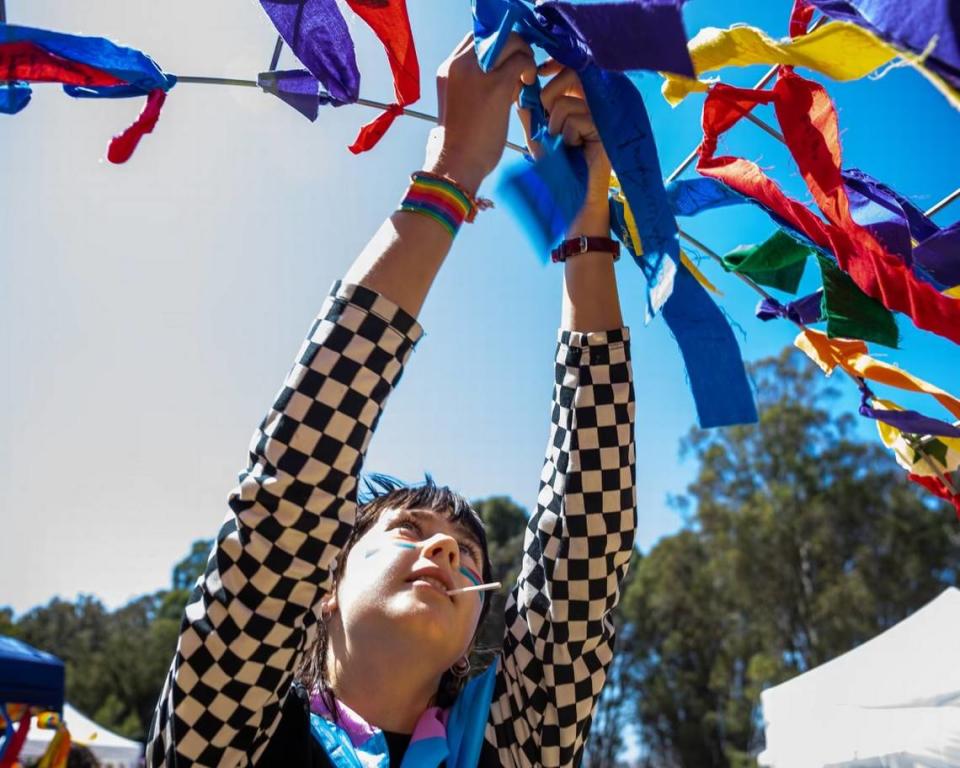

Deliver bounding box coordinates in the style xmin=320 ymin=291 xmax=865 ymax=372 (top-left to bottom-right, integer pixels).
xmin=817 ymin=254 xmax=900 ymax=348
xmin=722 ymin=230 xmax=810 ymax=293
xmin=723 ymin=229 xmax=899 ymax=348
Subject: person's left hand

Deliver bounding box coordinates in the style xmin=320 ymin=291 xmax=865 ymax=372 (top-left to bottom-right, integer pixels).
xmin=517 ymin=60 xmax=612 ymax=231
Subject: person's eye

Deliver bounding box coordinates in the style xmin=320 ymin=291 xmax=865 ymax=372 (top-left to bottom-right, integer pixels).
xmin=392 ymin=518 xmax=421 ymax=535
xmin=459 ymin=542 xmax=480 ymax=562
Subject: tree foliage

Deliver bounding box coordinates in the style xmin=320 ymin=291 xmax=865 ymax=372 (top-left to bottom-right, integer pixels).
xmin=618 ymin=349 xmax=960 ymax=767
xmin=2 ymin=540 xmax=212 ymax=740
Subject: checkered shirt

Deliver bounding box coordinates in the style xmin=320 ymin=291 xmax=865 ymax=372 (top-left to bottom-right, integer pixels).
xmin=146 ymin=283 xmax=636 ymax=768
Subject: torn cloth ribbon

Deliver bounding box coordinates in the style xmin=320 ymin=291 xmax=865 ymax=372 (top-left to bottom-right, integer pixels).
xmin=662 ymin=18 xmax=898 ymax=106
xmin=670 ymin=172 xmax=960 ymax=299
xmin=874 ymin=398 xmax=960 ymax=478
xmin=258 ymin=69 xmax=345 ymax=122
xmin=474 ymin=0 xmax=694 ymax=317
xmin=697 ymin=70 xmax=960 ymax=345
xmin=0 ymin=25 xmax=175 ymax=163
xmin=795 ymin=329 xmax=960 ymax=426
xmin=908 ymin=472 xmax=960 ymax=516
xmin=258 ymin=0 xmax=420 ymax=152
xmin=611 ymin=195 xmax=757 ymax=428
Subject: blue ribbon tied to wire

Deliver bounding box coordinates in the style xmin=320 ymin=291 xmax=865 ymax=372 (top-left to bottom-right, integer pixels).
xmin=476 ymin=0 xmax=758 ymax=428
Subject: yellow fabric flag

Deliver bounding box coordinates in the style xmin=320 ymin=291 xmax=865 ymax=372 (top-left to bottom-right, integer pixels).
xmin=874 ymin=397 xmax=960 ymax=478
xmin=662 ymin=22 xmax=896 ymax=105
xmin=662 ymin=21 xmax=960 ymax=110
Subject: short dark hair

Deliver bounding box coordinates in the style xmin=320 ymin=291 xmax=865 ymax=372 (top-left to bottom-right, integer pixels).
xmin=298 ymin=474 xmax=493 ymax=711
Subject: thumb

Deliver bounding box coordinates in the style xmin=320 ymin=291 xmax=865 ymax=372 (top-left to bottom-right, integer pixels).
xmin=498 ymin=49 xmax=538 ymax=89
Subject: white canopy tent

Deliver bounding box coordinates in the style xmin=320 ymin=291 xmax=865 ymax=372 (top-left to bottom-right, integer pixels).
xmin=759 ymin=587 xmax=960 ymax=768
xmin=18 ymin=703 xmax=141 ymax=768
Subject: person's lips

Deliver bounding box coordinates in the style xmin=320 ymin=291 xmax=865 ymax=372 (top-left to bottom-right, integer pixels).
xmin=407 ymin=566 xmax=454 ymax=597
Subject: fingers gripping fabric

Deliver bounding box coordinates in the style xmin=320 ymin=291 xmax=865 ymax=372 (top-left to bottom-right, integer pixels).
xmin=487 ymin=329 xmax=637 ymax=768
xmin=146 ymin=282 xmax=423 ymax=768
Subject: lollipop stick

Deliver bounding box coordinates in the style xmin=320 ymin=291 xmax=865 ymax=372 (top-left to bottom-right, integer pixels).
xmin=446 ymin=582 xmax=502 ymax=596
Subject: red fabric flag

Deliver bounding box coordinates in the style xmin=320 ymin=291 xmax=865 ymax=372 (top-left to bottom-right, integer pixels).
xmin=788 ymin=0 xmax=815 ymax=37
xmin=908 ymin=472 xmax=960 ymax=517
xmin=697 ymin=70 xmax=960 ymax=346
xmin=345 ymin=0 xmax=420 ymax=152
xmin=107 ymin=88 xmax=167 ymax=164
xmin=0 ymin=41 xmax=124 ymax=87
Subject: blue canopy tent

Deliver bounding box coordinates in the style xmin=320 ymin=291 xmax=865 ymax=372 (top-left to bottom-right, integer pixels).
xmin=0 ymin=636 xmax=64 ymax=764
xmin=0 ymin=637 xmax=64 ymax=712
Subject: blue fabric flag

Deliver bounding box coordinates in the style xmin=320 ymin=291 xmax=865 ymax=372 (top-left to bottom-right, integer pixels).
xmin=0 ymin=83 xmax=32 ymax=114
xmin=666 ymin=176 xmax=746 ymax=217
xmin=497 ymin=135 xmax=588 ymax=255
xmin=609 ymin=196 xmax=758 ymax=428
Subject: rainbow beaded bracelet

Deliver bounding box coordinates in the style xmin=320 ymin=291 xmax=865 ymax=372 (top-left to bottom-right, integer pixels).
xmin=399 ymin=171 xmax=492 ymax=237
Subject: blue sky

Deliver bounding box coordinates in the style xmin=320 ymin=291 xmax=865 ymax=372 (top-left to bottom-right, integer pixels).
xmin=1 ymin=0 xmax=958 ymax=616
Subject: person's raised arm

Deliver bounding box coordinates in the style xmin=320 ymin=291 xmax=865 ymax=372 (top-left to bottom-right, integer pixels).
xmin=344 ymin=34 xmax=537 ymax=318
xmin=486 ymin=65 xmax=635 ymax=768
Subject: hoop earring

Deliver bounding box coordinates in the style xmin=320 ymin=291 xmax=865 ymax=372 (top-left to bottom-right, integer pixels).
xmin=450 ymin=657 xmax=471 ymax=679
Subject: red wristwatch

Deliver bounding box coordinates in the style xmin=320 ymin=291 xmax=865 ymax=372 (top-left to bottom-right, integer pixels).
xmin=550 ymin=235 xmax=621 ymax=263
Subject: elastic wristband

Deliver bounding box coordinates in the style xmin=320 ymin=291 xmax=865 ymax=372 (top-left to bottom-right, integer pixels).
xmin=399 ymin=173 xmax=474 ymax=237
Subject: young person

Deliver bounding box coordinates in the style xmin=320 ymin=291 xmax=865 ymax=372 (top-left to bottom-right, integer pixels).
xmin=147 ymin=32 xmax=636 ymax=768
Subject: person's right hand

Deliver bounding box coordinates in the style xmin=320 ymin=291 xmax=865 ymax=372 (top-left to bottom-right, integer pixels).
xmin=423 ymin=33 xmax=537 ymax=196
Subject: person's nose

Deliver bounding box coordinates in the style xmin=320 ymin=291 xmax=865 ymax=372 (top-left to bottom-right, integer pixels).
xmin=422 ymin=532 xmax=460 ymax=569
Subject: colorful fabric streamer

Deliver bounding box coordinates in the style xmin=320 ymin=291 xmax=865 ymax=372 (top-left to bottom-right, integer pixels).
xmin=472 ymin=0 xmax=694 ymax=77
xmin=257 ymin=0 xmax=420 ymax=152
xmin=611 ymin=195 xmax=758 ymax=428
xmin=697 ymin=70 xmax=960 ymax=345
xmin=908 ymin=472 xmax=960 ymax=516
xmin=344 ymin=0 xmax=420 ymax=154
xmin=258 ymin=69 xmax=343 ymax=121
xmin=722 ymin=230 xmax=900 ymax=347
xmin=795 ymin=329 xmax=960 ymax=425
xmin=258 ymin=0 xmax=360 ymax=104
xmin=474 ymin=0 xmax=694 ymax=316
xmin=662 ymin=19 xmax=897 ymax=105
xmin=0 ymin=25 xmax=175 ymax=163
xmin=804 ymin=0 xmax=960 ymax=104
xmin=0 ymin=82 xmax=32 ymax=114
xmin=875 ymin=399 xmax=960 ymax=478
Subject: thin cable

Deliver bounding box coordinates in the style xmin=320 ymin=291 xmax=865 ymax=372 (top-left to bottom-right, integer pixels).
xmin=269 ymin=35 xmax=284 ymax=71
xmin=173 ymin=75 xmax=528 ymax=152
xmin=925 ymin=187 xmax=960 ymax=218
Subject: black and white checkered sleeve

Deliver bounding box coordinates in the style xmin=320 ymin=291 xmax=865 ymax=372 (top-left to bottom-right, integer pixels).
xmin=487 ymin=328 xmax=637 ymax=768
xmin=146 ymin=282 xmax=422 ymax=768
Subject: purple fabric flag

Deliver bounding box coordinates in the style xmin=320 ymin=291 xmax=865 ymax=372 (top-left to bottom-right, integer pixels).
xmin=535 ymin=1 xmax=695 ymax=76
xmin=258 ymin=69 xmax=341 ymax=121
xmin=756 ymin=291 xmax=824 ymax=325
xmin=858 ymin=383 xmax=960 ymax=438
xmin=259 ymin=0 xmax=360 ymax=104
xmin=805 ymin=0 xmax=960 ymax=90
xmin=913 ymin=222 xmax=960 ymax=287
xmin=472 ymin=0 xmax=693 ymax=75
